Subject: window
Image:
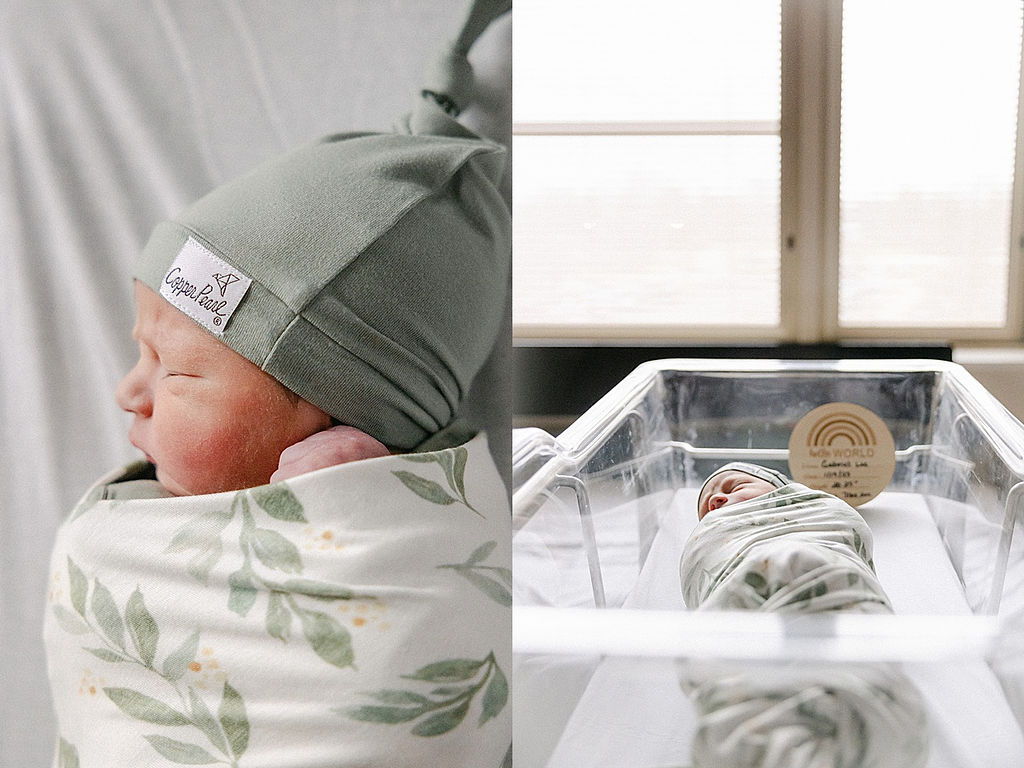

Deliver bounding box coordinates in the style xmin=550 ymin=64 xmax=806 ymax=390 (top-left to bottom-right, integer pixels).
xmin=838 ymin=1 xmax=1022 ymax=334
xmin=513 ymin=0 xmax=1024 ymax=343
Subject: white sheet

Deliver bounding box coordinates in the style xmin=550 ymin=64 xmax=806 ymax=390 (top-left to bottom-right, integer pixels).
xmin=525 ymin=489 xmax=1024 ymax=768
xmin=0 ymin=5 xmax=510 ymax=765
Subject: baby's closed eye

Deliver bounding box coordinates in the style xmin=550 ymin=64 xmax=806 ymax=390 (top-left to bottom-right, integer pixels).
xmin=160 ymin=371 xmax=204 ymax=393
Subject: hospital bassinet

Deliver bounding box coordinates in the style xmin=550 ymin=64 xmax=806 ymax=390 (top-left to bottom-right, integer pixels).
xmin=512 ymin=359 xmax=1024 ymax=768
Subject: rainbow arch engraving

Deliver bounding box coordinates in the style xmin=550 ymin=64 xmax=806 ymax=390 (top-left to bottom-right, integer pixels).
xmin=788 ymin=402 xmax=896 ymax=506
xmin=807 ymin=412 xmax=878 ymax=447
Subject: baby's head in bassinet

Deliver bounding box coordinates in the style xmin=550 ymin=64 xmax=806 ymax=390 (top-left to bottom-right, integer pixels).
xmin=697 ymin=471 xmax=776 ymax=519
xmin=697 ymin=462 xmax=791 ymax=519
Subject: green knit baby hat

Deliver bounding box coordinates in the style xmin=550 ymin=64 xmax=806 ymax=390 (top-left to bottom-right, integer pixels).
xmin=133 ymin=2 xmax=510 ymax=451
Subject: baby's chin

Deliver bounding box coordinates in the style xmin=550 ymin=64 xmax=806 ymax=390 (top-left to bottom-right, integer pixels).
xmin=152 ymin=465 xmax=194 ymax=496
xmin=153 ymin=463 xmax=270 ymax=497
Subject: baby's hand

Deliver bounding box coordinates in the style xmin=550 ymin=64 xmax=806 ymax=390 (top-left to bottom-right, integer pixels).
xmin=270 ymin=425 xmax=390 ymax=483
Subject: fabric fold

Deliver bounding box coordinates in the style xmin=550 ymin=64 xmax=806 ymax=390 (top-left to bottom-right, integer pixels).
xmin=45 ymin=434 xmax=511 ymax=767
xmin=678 ymin=483 xmax=929 ymax=768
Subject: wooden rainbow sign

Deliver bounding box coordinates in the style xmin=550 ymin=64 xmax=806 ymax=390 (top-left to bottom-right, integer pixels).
xmin=787 ymin=402 xmax=896 ymax=506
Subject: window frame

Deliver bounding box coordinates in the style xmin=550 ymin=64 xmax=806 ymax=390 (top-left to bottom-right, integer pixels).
xmin=512 ymin=0 xmax=1024 ymax=344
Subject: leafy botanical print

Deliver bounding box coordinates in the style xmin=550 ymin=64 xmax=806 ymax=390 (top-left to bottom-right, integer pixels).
xmin=163 ymin=485 xmax=370 ymax=669
xmin=164 ymin=486 xmax=305 ymax=586
xmin=682 ymin=484 xmax=892 ymax=614
xmin=49 ymin=436 xmax=511 ymax=767
xmin=393 ymin=446 xmax=481 ymax=516
xmin=340 ymin=652 xmax=508 ymax=737
xmin=438 ymin=541 xmax=511 ymax=606
xmin=679 ymin=484 xmax=929 ymax=768
xmin=57 ymin=738 xmax=80 ymax=768
xmin=54 ymin=558 xmax=250 ymax=766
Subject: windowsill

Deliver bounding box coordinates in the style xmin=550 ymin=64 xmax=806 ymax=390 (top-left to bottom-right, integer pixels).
xmin=953 ymin=344 xmax=1024 ymax=365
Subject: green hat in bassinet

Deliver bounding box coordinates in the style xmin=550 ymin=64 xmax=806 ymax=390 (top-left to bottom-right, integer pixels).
xmin=696 ymin=461 xmax=791 ymax=513
xmin=133 ymin=0 xmax=511 ymax=451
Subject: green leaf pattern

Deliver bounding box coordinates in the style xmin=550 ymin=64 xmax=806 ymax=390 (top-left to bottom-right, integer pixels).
xmin=296 ymin=604 xmax=355 ymax=669
xmin=249 ymin=485 xmax=307 ymax=522
xmin=91 ymin=579 xmax=126 ymax=650
xmin=163 ymin=630 xmax=200 ymax=682
xmin=162 ymin=485 xmax=367 ymax=669
xmin=50 ymin=437 xmax=509 ymax=763
xmin=54 ymin=560 xmax=251 ymax=766
xmin=392 ymin=471 xmax=459 ymax=506
xmin=86 ymin=646 xmax=129 ymax=663
xmin=218 ymin=682 xmax=250 ymax=759
xmin=393 ymin=446 xmax=481 ymax=515
xmin=250 ymin=527 xmax=303 ymax=574
xmin=127 ymin=588 xmax=160 ymax=667
xmin=341 ymin=652 xmax=508 ymax=737
xmin=187 ymin=688 xmax=229 ymax=755
xmin=226 ymin=568 xmax=259 ymax=618
xmin=265 ymin=592 xmax=292 ymax=642
xmin=164 ymin=509 xmax=232 ymax=586
xmin=143 ymin=736 xmax=219 ymax=765
xmin=105 ymin=688 xmax=192 ymax=726
xmin=438 ymin=540 xmax=512 ymax=606
xmin=57 ymin=738 xmax=80 ymax=768
xmin=52 ymin=604 xmax=90 ymax=635
xmin=67 ymin=557 xmax=88 ymax=617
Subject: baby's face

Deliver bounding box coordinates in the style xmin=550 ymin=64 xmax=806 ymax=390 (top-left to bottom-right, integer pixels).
xmin=697 ymin=470 xmax=777 ymax=519
xmin=115 ymin=283 xmax=331 ymax=495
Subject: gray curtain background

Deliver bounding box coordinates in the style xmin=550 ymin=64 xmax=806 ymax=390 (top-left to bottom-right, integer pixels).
xmin=0 ymin=2 xmax=511 ymax=764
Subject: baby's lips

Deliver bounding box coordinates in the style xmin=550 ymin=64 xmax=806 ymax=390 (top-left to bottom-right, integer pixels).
xmin=128 ymin=433 xmax=155 ymax=465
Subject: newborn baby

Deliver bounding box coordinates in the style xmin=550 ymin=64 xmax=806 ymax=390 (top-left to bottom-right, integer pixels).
xmin=46 ymin=3 xmax=513 ymax=765
xmin=115 ymin=282 xmax=389 ymax=496
xmin=685 ymin=461 xmax=889 ymax=613
xmin=680 ymin=462 xmax=929 ymax=768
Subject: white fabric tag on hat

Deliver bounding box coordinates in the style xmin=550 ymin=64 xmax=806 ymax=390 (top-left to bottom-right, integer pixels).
xmin=160 ymin=237 xmax=252 ymax=335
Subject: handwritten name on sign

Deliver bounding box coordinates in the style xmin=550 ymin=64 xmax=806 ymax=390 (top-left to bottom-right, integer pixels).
xmin=787 ymin=402 xmax=895 ymax=506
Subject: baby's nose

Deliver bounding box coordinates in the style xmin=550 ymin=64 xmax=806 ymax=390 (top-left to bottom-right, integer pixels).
xmin=115 ymin=362 xmax=152 ymax=417
xmin=707 ymin=493 xmax=729 ymax=511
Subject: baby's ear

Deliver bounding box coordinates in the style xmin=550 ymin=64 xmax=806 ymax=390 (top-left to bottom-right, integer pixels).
xmin=271 ymin=425 xmax=391 ymax=483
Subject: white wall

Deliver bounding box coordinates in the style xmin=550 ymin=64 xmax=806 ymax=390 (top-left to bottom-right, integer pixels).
xmin=956 ymin=349 xmax=1024 ymax=424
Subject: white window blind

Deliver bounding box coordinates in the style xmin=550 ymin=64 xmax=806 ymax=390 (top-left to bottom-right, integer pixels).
xmin=514 ymin=0 xmax=1024 ymax=343
xmin=838 ymin=1 xmax=1022 ymax=332
xmin=513 ymin=0 xmax=782 ymax=338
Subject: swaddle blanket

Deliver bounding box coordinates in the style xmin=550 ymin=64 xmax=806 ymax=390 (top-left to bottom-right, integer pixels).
xmin=678 ymin=483 xmax=928 ymax=768
xmin=680 ymin=484 xmax=891 ymax=613
xmin=45 ymin=433 xmax=510 ymax=768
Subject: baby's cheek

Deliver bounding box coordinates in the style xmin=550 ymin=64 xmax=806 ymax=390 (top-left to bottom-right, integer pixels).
xmin=216 ymin=420 xmax=287 ymax=483
xmin=163 ymin=414 xmax=277 ymax=494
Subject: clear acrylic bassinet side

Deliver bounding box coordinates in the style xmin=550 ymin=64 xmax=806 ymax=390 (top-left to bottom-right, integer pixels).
xmin=512 ymin=359 xmax=1024 ymax=768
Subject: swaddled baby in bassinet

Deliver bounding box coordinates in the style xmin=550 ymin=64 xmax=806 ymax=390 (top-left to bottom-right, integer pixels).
xmin=678 ymin=462 xmax=929 ymax=768
xmin=44 ymin=3 xmax=511 ymax=767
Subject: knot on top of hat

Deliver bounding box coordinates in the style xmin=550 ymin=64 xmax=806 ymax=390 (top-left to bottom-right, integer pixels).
xmin=408 ymin=0 xmax=510 ymax=133
xmin=422 ymin=46 xmax=474 ymax=116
